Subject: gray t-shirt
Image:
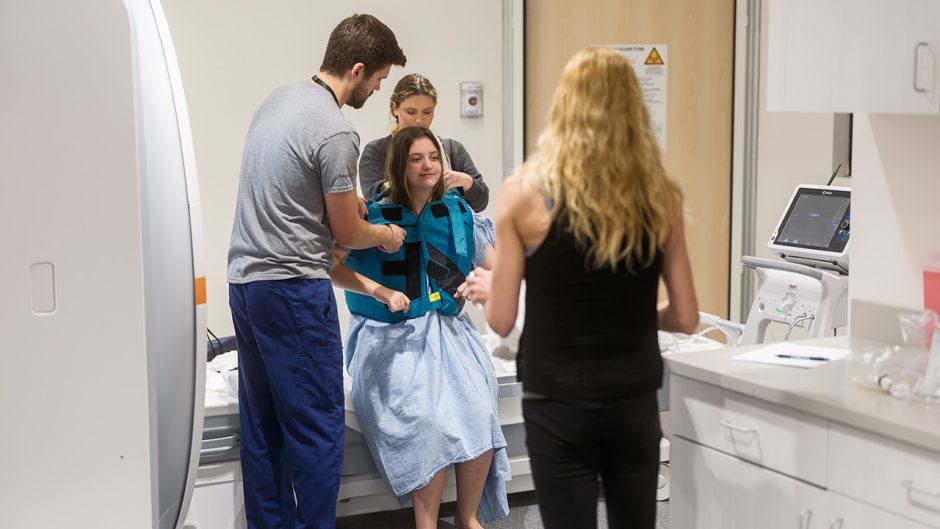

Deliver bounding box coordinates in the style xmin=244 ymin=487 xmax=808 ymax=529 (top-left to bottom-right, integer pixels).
xmin=227 ymin=81 xmax=357 ymax=283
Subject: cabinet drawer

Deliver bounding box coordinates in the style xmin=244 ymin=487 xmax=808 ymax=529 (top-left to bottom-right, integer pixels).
xmin=671 ymin=375 xmax=828 ymax=486
xmin=829 ymin=423 xmax=940 ymax=528
xmin=828 ymin=491 xmax=934 ymax=529
xmin=672 ymin=437 xmax=828 ymax=529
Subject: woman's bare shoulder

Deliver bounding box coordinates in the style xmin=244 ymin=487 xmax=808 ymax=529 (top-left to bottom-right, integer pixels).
xmin=499 ymin=167 xmax=551 ymax=247
xmin=501 ymin=167 xmax=543 ymax=204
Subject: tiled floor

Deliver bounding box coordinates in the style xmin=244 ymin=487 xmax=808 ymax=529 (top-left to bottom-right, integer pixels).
xmin=336 ymin=491 xmax=670 ymax=529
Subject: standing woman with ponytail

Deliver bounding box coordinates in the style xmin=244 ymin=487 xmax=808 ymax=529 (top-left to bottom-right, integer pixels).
xmin=465 ymin=47 xmax=699 ymax=529
xmin=358 ymin=73 xmax=490 ymax=211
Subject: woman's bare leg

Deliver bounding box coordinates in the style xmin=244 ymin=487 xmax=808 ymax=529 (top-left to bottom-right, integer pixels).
xmin=453 ymin=450 xmax=493 ymax=529
xmin=411 ymin=468 xmax=448 ymax=529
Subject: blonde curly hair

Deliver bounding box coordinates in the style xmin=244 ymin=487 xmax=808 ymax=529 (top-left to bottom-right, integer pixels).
xmin=528 ymin=47 xmax=682 ymax=271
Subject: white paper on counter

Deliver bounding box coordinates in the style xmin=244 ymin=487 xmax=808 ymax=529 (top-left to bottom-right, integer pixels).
xmin=732 ymin=342 xmax=850 ymax=369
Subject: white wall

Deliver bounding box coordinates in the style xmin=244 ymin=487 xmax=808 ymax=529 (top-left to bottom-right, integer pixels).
xmin=161 ymin=1 xmax=512 ymax=337
xmin=753 ymin=0 xmax=838 ymax=265
xmin=728 ymin=0 xmax=852 ymax=337
xmin=850 ymin=114 xmax=940 ymax=311
xmin=730 ymin=0 xmax=842 ymax=328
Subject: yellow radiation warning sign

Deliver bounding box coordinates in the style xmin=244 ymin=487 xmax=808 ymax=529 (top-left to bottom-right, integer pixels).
xmin=644 ymin=47 xmax=664 ymax=65
xmin=610 ymin=44 xmax=668 ymax=152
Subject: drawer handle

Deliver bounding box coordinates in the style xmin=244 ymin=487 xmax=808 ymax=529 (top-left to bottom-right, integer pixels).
xmin=719 ymin=420 xmax=757 ymax=434
xmin=829 ymin=518 xmax=844 ymax=529
xmin=901 ymin=480 xmax=940 ymax=498
xmin=799 ymin=509 xmax=813 ymax=529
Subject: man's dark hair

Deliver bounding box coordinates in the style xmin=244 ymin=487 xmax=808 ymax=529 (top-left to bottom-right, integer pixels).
xmin=320 ymin=14 xmax=406 ymax=76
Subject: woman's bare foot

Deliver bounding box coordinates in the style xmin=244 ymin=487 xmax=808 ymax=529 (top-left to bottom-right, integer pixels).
xmin=453 ymin=517 xmax=485 ymax=529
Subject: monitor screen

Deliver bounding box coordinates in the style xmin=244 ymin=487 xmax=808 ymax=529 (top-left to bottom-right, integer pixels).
xmin=776 ymin=194 xmax=849 ymax=248
xmin=772 ymin=187 xmax=850 ymax=256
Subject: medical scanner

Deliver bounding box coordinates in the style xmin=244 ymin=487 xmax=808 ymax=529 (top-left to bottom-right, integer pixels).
xmin=1 ymin=1 xmax=205 ymax=528
xmin=719 ymin=184 xmax=852 ymax=345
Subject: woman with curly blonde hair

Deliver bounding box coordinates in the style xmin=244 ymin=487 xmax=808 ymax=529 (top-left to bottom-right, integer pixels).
xmin=465 ymin=47 xmax=698 ymax=529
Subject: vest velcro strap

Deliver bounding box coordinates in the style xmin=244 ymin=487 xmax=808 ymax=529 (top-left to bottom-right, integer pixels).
xmin=382 ymin=260 xmax=408 ymax=276
xmin=438 ymin=190 xmax=469 ymax=258
xmin=403 ymin=290 xmax=444 ymax=319
xmin=430 ymin=202 xmax=449 ymax=218
xmin=451 ymin=209 xmax=468 ymax=258
xmin=426 ymin=258 xmax=450 ymax=283
xmin=378 ymin=206 xmax=403 ymax=221
xmin=366 ymin=201 xmax=417 ymax=226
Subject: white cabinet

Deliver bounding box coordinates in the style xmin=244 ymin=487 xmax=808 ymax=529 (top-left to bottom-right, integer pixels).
xmin=671 ymin=374 xmax=940 ymax=529
xmin=767 ymin=0 xmax=940 ymax=114
xmin=674 ymin=438 xmax=933 ymax=529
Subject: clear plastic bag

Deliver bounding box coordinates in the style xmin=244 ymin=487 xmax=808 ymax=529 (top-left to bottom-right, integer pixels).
xmin=847 ymin=345 xmax=923 ymax=399
xmin=911 ymin=310 xmax=940 ymax=403
xmin=847 ymin=310 xmax=939 ymax=401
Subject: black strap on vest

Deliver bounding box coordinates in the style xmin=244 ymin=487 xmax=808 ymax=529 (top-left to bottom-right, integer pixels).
xmin=381 ymin=242 xmax=423 ymax=300
xmin=426 ymin=243 xmax=468 ymax=312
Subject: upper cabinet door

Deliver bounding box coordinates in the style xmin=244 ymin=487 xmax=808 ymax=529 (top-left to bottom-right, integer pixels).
xmin=767 ymin=0 xmax=940 ymax=114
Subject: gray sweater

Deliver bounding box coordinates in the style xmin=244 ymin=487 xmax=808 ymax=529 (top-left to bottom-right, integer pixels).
xmin=358 ymin=134 xmax=490 ymax=211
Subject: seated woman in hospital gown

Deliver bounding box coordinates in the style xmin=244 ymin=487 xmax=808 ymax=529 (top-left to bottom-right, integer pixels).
xmin=331 ymin=126 xmax=510 ymax=529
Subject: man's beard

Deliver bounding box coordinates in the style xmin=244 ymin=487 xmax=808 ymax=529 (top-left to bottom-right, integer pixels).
xmin=346 ymin=80 xmax=372 ymax=109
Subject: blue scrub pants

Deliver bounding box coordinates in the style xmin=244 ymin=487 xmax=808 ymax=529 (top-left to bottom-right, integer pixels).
xmin=229 ymin=278 xmax=344 ymax=529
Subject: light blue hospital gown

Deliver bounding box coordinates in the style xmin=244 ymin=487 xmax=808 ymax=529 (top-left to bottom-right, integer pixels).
xmin=345 ymin=214 xmax=511 ymax=522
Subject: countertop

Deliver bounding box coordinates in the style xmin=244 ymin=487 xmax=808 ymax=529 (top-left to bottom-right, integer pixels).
xmin=664 ymin=336 xmax=940 ymax=453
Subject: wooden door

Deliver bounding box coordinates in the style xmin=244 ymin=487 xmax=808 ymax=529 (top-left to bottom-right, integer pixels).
xmin=527 ymin=0 xmax=735 ymax=318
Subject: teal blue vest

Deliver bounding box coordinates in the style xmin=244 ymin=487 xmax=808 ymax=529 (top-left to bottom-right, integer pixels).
xmin=343 ymin=189 xmax=476 ymax=323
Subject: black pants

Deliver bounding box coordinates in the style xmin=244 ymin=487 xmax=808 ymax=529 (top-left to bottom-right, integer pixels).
xmin=523 ymin=394 xmax=661 ymax=529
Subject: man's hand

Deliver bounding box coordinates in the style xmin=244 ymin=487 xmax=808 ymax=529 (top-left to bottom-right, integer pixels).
xmin=379 ymin=224 xmax=405 ymax=253
xmin=357 ymin=196 xmax=368 ymax=218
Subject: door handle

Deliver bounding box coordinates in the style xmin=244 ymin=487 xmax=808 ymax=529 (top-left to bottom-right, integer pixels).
xmin=914 ymin=42 xmax=929 ymax=93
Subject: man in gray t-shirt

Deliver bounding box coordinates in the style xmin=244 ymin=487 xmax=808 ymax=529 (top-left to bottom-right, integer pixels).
xmin=226 ymin=14 xmax=406 ymax=529
xmin=227 ymin=81 xmax=360 ymax=282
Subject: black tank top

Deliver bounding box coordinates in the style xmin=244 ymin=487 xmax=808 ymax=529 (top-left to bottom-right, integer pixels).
xmin=519 ymin=215 xmax=663 ymax=400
